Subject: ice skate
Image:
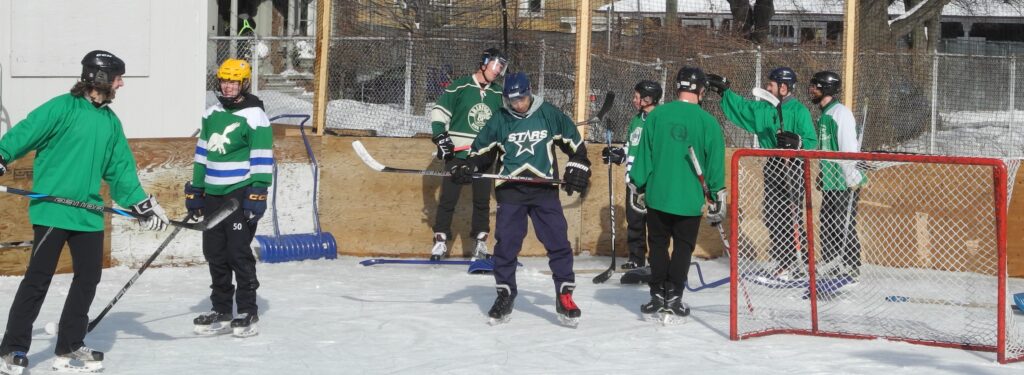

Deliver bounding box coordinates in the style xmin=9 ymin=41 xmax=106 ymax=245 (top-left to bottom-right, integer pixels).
xmin=555 ymin=283 xmax=581 ymax=328
xmin=429 ymin=233 xmax=448 ymax=262
xmin=231 ymin=312 xmax=259 ymax=338
xmin=0 ymin=351 xmax=27 ymax=375
xmin=52 ymin=346 xmax=103 ymax=373
xmin=620 ymin=260 xmax=643 ymax=270
xmin=656 ymin=285 xmax=689 ymax=326
xmin=487 ymin=285 xmax=515 ymax=326
xmin=471 ymin=232 xmax=490 ymax=261
xmin=193 ymin=311 xmax=233 ymax=335
xmin=640 ymin=285 xmax=666 ymax=322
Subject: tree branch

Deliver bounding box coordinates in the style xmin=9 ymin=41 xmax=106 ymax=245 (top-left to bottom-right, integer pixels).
xmin=888 ymin=0 xmax=951 ymax=40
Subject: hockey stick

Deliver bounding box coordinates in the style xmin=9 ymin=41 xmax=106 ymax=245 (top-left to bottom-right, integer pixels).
xmin=591 ymin=92 xmax=619 ymax=284
xmin=0 ymin=186 xmax=236 ymax=231
xmin=688 ymin=146 xmax=730 ymax=257
xmin=352 ymin=140 xmax=564 ymax=184
xmin=0 ymin=240 xmax=32 ymax=249
xmin=751 ymin=87 xmax=780 ymax=107
xmin=884 ymin=295 xmax=998 ymax=309
xmin=575 ymin=91 xmax=617 ymax=126
xmin=87 ymin=214 xmax=194 ymax=332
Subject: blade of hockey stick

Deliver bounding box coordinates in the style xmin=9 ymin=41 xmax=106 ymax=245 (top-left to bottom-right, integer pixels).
xmin=0 ymin=186 xmax=230 ymax=231
xmin=194 ymin=198 xmax=240 ymax=231
xmin=751 ymin=87 xmax=780 ymax=107
xmin=595 ymin=91 xmax=615 ymax=121
xmin=352 ymin=141 xmax=564 ymax=184
xmin=575 ymin=91 xmax=616 ymax=125
xmin=88 ymin=215 xmax=191 ymax=332
xmin=885 ymin=295 xmax=997 ymax=309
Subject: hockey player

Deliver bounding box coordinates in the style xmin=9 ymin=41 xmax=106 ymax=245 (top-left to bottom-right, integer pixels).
xmin=808 ymin=71 xmax=864 ymax=280
xmin=449 ymin=72 xmax=590 ymax=327
xmin=187 ymin=58 xmax=272 ymax=338
xmin=630 ymin=67 xmax=725 ymax=324
xmin=0 ymin=50 xmax=169 ymax=374
xmin=601 ymin=80 xmax=662 ymax=270
xmin=428 ymin=48 xmax=508 ymax=261
xmin=707 ymin=67 xmax=817 ymax=281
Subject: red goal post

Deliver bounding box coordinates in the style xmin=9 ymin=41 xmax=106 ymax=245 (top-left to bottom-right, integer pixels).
xmin=728 ymin=148 xmax=1024 ymax=364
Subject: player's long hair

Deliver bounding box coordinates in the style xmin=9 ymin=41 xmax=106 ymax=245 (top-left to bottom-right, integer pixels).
xmin=70 ymin=81 xmax=117 ymax=103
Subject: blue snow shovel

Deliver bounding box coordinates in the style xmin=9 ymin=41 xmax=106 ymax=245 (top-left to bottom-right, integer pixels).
xmin=255 ymin=114 xmax=337 ymax=262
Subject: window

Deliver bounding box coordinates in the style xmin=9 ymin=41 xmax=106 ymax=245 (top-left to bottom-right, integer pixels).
xmin=519 ymin=0 xmax=543 ymax=18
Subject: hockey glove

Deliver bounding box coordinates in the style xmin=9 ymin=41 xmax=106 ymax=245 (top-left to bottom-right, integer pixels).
xmin=707 ymin=74 xmax=730 ymax=95
xmin=0 ymin=155 xmax=6 ymax=176
xmin=131 ymin=195 xmax=170 ymax=231
xmin=562 ymin=160 xmax=591 ymax=196
xmin=184 ymin=182 xmax=205 ymax=219
xmin=627 ymin=182 xmax=647 ymax=214
xmin=432 ymin=132 xmax=456 ymax=161
xmin=448 ymin=158 xmax=476 ymax=185
xmin=706 ymin=189 xmax=727 ymax=227
xmin=243 ymin=186 xmax=269 ymax=225
xmin=601 ymin=146 xmax=626 ymax=165
xmin=776 ymin=130 xmax=802 ymax=150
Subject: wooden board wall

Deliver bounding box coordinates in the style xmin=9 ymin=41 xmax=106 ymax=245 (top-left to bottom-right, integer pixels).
xmin=1 ymin=134 xmax=1021 ymax=277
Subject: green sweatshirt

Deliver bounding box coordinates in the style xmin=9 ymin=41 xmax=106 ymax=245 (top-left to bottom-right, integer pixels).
xmin=430 ymin=75 xmax=504 ymax=159
xmin=629 ymin=100 xmax=725 ymax=216
xmin=0 ymin=94 xmax=148 ymax=231
xmin=720 ymin=89 xmax=818 ymax=150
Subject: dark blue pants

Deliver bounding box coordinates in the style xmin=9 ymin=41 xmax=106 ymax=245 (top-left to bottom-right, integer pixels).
xmin=493 ymin=197 xmax=575 ymax=296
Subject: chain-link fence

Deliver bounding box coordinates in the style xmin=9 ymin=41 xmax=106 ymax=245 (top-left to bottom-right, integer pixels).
xmin=204 ymin=1 xmax=1024 ymax=158
xmin=208 ymin=36 xmax=317 ymax=124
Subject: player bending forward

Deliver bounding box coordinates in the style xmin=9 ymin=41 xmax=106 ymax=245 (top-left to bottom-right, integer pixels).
xmin=449 ymin=72 xmax=591 ymax=327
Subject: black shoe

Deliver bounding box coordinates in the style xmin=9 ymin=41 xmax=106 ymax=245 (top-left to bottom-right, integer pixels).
xmin=640 ymin=284 xmax=666 ymax=314
xmin=621 ymin=260 xmax=644 ymax=270
xmin=488 ymin=285 xmax=515 ymax=324
xmin=662 ymin=284 xmax=690 ymax=316
xmin=193 ymin=311 xmax=232 ymax=325
xmin=231 ymin=312 xmax=259 ymax=328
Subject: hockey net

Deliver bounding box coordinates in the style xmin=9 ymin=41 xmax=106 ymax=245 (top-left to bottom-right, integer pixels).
xmin=729 ymin=148 xmax=1024 ymax=364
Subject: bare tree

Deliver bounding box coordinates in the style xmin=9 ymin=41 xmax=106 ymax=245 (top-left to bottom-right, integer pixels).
xmin=726 ymin=0 xmax=774 ymax=44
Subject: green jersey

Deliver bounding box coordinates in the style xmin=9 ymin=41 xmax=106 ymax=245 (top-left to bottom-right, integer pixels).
xmin=630 ymin=100 xmax=725 ymax=216
xmin=0 ymin=93 xmax=148 ymax=231
xmin=720 ymin=89 xmax=818 ymax=150
xmin=470 ymin=95 xmax=586 ymax=190
xmin=623 ymin=112 xmax=647 ymax=183
xmin=430 ymin=75 xmax=504 ymax=159
xmin=192 ymin=94 xmax=273 ymax=195
xmin=816 ymin=100 xmax=865 ymax=191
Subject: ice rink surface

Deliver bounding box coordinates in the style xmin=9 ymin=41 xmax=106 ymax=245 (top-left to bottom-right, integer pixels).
xmin=2 ymin=255 xmax=1022 ymax=374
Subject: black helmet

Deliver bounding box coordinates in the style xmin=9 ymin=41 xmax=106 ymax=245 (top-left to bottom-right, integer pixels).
xmin=81 ymin=50 xmax=125 ymax=85
xmin=634 ymin=80 xmax=662 ymax=104
xmin=482 ymin=48 xmax=508 ymax=67
xmin=676 ymin=66 xmax=707 ymax=93
xmin=810 ymin=71 xmax=841 ymax=96
xmin=769 ymin=67 xmax=797 ymax=88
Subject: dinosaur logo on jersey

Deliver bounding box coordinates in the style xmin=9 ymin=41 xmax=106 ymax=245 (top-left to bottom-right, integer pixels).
xmin=467 ymin=103 xmax=493 ymax=132
xmin=509 ymin=130 xmax=549 ymax=157
xmin=209 ymin=123 xmax=240 ymax=154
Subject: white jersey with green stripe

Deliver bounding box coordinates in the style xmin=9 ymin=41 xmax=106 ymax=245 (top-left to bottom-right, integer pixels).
xmin=193 ymin=94 xmax=274 ymax=195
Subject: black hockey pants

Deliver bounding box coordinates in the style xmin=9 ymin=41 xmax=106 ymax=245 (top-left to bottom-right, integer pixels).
xmin=203 ymin=189 xmax=260 ymax=315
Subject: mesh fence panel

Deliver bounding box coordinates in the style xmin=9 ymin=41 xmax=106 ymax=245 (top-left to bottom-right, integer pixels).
xmin=325 ymin=1 xmax=577 ymax=137
xmin=730 ymin=149 xmax=1024 ymax=363
xmin=208 ymin=37 xmax=317 ymax=124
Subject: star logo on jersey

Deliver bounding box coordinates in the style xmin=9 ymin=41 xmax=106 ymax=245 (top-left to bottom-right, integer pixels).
xmin=508 ymin=130 xmax=549 ymax=157
xmin=209 ymin=122 xmax=240 ymax=154
xmin=467 ymin=103 xmax=493 ymax=132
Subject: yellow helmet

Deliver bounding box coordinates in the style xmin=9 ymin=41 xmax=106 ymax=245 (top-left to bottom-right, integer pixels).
xmin=217 ymin=59 xmax=251 ymax=81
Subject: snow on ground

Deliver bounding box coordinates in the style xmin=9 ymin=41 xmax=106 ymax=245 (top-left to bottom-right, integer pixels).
xmin=4 ymin=256 xmax=1022 ymax=374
